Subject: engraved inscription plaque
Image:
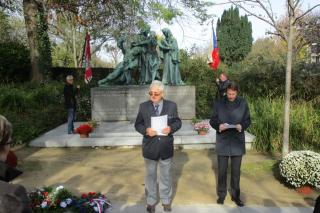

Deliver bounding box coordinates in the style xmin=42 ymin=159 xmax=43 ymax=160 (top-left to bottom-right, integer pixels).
xmin=91 ymin=85 xmax=195 ymax=121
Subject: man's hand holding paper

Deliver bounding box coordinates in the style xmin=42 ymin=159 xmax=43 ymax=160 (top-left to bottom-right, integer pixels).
xmin=146 ymin=128 xmax=157 ymax=137
xmin=151 ymin=115 xmax=168 ymax=136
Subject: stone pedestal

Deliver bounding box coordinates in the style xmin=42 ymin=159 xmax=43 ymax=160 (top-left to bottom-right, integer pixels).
xmin=91 ymin=85 xmax=195 ymax=121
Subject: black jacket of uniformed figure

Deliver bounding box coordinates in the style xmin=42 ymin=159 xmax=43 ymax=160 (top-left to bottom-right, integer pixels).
xmin=210 ymin=96 xmax=251 ymax=156
xmin=64 ymin=84 xmax=78 ymax=109
xmin=135 ymin=99 xmax=182 ymax=160
xmin=216 ymin=79 xmax=230 ymax=99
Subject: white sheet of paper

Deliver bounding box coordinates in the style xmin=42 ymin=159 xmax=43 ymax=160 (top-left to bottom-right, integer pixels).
xmin=151 ymin=115 xmax=168 ymax=136
xmin=225 ymin=123 xmax=237 ymax=129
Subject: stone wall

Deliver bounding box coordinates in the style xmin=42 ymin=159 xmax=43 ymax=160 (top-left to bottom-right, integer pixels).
xmin=91 ymin=85 xmax=195 ymax=121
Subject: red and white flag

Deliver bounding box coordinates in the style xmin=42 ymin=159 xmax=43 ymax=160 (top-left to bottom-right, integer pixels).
xmin=209 ymin=27 xmax=220 ymax=71
xmin=84 ymin=32 xmax=92 ymax=84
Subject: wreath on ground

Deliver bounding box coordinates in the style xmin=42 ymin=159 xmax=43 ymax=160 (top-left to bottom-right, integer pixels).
xmin=28 ymin=185 xmax=112 ymax=213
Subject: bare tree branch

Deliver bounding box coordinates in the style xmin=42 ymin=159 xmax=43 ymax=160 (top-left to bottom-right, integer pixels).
xmin=293 ymin=3 xmax=320 ymax=24
xmin=287 ymin=0 xmax=296 ymax=17
xmin=228 ymin=0 xmax=286 ymax=40
xmin=266 ymin=30 xmax=286 ymax=40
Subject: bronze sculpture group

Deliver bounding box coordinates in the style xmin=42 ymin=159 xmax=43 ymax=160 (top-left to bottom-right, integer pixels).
xmin=98 ymin=26 xmax=184 ymax=86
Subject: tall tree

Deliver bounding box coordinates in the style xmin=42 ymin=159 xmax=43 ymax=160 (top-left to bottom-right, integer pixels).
xmin=0 ymin=10 xmax=11 ymax=41
xmin=221 ymin=0 xmax=320 ymax=156
xmin=23 ymin=0 xmax=51 ymax=82
xmin=216 ymin=6 xmax=253 ymax=66
xmin=46 ymin=0 xmax=212 ymax=67
xmin=0 ymin=0 xmax=22 ymax=12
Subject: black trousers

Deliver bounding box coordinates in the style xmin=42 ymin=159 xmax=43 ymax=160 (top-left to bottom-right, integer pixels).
xmin=314 ymin=195 xmax=320 ymax=213
xmin=217 ymin=155 xmax=242 ymax=199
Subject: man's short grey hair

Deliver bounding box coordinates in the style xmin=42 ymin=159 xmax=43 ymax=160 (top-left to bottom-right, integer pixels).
xmin=0 ymin=115 xmax=12 ymax=147
xmin=150 ymin=80 xmax=164 ymax=92
xmin=66 ymin=75 xmax=74 ymax=80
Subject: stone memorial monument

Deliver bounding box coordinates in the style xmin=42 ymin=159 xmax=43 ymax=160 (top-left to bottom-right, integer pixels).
xmin=92 ymin=26 xmax=195 ymax=121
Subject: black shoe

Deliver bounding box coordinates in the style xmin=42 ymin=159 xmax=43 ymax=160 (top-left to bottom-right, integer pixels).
xmin=146 ymin=204 xmax=155 ymax=213
xmin=217 ymin=197 xmax=224 ymax=204
xmin=162 ymin=204 xmax=172 ymax=212
xmin=231 ymin=197 xmax=244 ymax=207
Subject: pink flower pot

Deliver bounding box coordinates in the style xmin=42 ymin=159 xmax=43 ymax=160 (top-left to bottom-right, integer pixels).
xmin=80 ymin=133 xmax=89 ymax=138
xmin=296 ymin=186 xmax=312 ymax=195
xmin=198 ymin=130 xmax=207 ymax=135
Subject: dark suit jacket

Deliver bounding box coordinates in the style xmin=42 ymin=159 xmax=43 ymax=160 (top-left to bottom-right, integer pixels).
xmin=216 ymin=79 xmax=230 ymax=99
xmin=210 ymin=96 xmax=251 ymax=156
xmin=0 ymin=161 xmax=23 ymax=182
xmin=64 ymin=84 xmax=78 ymax=109
xmin=135 ymin=99 xmax=182 ymax=160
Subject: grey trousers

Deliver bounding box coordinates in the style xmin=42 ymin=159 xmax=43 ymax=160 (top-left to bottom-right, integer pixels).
xmin=144 ymin=158 xmax=173 ymax=206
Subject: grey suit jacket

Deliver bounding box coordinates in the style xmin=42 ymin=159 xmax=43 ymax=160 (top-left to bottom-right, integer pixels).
xmin=134 ymin=99 xmax=182 ymax=160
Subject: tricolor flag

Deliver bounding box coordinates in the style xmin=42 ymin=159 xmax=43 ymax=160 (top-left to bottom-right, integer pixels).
xmin=209 ymin=28 xmax=220 ymax=71
xmin=84 ymin=32 xmax=92 ymax=84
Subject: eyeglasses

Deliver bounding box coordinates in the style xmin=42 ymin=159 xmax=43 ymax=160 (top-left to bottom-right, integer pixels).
xmin=149 ymin=92 xmax=161 ymax=97
xmin=4 ymin=138 xmax=14 ymax=146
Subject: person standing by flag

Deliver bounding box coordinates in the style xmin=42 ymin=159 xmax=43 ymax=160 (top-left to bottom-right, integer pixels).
xmin=208 ymin=20 xmax=229 ymax=100
xmin=216 ymin=72 xmax=230 ymax=99
xmin=64 ymin=75 xmax=80 ymax=134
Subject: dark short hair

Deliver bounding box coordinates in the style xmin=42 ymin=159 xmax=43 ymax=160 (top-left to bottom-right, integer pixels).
xmin=227 ymin=81 xmax=239 ymax=92
xmin=220 ymin=72 xmax=228 ymax=78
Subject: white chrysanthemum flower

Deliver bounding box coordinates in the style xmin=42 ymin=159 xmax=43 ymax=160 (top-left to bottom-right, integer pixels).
xmin=66 ymin=198 xmax=72 ymax=205
xmin=60 ymin=201 xmax=67 ymax=208
xmin=280 ymin=150 xmax=320 ymax=188
xmin=94 ymin=206 xmax=99 ymax=212
xmin=41 ymin=201 xmax=47 ymax=208
xmin=56 ymin=185 xmax=64 ymax=191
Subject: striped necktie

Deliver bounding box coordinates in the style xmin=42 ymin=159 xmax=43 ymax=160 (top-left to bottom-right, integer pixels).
xmin=154 ymin=104 xmax=160 ymax=116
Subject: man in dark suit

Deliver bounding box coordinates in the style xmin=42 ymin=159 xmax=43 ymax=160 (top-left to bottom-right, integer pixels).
xmin=135 ymin=80 xmax=182 ymax=213
xmin=210 ymin=82 xmax=251 ymax=207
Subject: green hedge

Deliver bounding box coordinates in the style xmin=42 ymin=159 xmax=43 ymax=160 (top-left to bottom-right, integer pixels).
xmin=0 ymin=83 xmax=65 ymax=144
xmin=179 ymin=54 xmax=320 ymax=152
xmin=0 ymin=42 xmax=31 ymax=82
xmin=0 ymin=81 xmax=93 ymax=144
xmin=248 ymin=97 xmax=320 ymax=152
xmin=180 ymin=51 xmax=219 ymax=118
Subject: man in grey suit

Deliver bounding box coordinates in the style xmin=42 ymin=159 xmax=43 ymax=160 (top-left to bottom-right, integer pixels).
xmin=135 ymin=80 xmax=182 ymax=213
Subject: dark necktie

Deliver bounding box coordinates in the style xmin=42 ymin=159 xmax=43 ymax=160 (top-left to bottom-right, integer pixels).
xmin=155 ymin=104 xmax=160 ymax=116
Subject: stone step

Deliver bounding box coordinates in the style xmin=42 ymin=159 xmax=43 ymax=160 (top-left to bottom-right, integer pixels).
xmin=29 ymin=121 xmax=255 ymax=148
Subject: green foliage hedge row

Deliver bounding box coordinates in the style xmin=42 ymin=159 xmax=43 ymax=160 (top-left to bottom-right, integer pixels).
xmin=0 ymin=42 xmax=31 ymax=82
xmin=233 ymin=60 xmax=320 ymax=101
xmin=248 ymin=97 xmax=320 ymax=152
xmin=179 ymin=52 xmax=320 ymax=152
xmin=0 ymin=83 xmax=65 ymax=144
xmin=0 ymin=82 xmax=91 ymax=144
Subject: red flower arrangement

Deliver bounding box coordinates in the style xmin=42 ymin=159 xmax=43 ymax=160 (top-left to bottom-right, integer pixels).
xmin=75 ymin=124 xmax=92 ymax=135
xmin=28 ymin=186 xmax=112 ymax=212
